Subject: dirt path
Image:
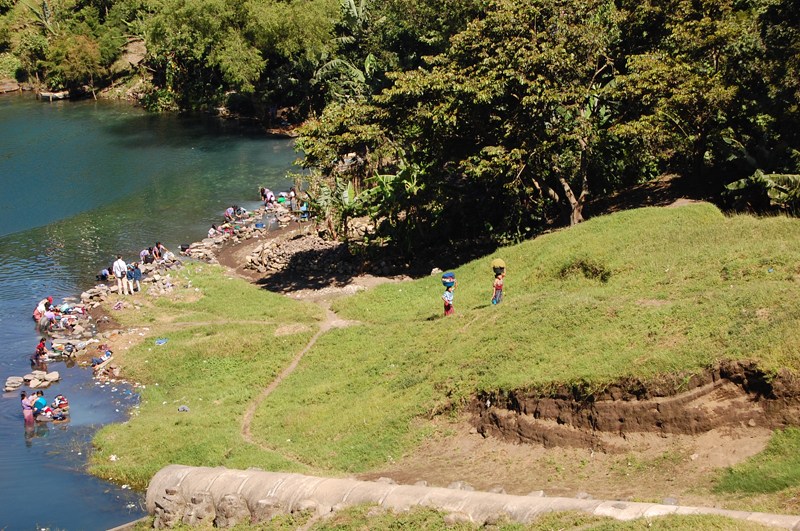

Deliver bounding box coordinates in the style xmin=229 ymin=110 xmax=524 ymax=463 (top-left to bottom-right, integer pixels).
xmin=241 ymin=302 xmax=357 ymax=449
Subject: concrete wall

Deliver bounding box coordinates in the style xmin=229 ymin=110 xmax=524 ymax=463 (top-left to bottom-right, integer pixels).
xmin=146 ymin=465 xmax=800 ymax=529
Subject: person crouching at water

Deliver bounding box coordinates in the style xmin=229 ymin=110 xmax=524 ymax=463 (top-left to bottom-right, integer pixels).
xmin=21 ymin=391 xmax=35 ymax=423
xmin=38 ymin=308 xmax=57 ymax=332
xmin=208 ymin=224 xmax=221 ymax=238
xmin=143 ymin=247 xmax=155 ymax=264
xmin=113 ymin=254 xmax=129 ymax=295
xmin=32 ymin=296 xmax=52 ymax=321
xmin=30 ymin=338 xmax=49 ymax=371
xmin=155 ymin=241 xmax=173 ymax=261
xmin=32 ymin=391 xmax=47 ymax=417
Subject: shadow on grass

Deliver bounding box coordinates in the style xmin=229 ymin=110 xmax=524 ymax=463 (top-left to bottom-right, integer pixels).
xmin=254 ymin=236 xmax=502 ymax=295
xmin=254 ymin=245 xmax=356 ymax=293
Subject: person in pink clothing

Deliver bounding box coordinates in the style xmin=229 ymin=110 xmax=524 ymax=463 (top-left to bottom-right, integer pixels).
xmin=20 ymin=391 xmax=35 ymax=423
xmin=32 ymin=296 xmax=52 ymax=321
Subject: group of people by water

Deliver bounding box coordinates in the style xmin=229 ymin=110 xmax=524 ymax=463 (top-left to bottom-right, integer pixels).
xmin=259 ymin=186 xmax=299 ymax=210
xmin=32 ymin=296 xmax=86 ymax=333
xmin=210 ymin=186 xmax=308 ymax=237
xmin=20 ymin=391 xmax=68 ymax=423
xmin=97 ymin=243 xmax=174 ymax=296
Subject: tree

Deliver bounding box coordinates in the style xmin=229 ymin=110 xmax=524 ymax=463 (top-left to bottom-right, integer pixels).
xmin=612 ymin=0 xmax=766 ymax=174
xmin=45 ymin=33 xmax=106 ymax=94
xmin=375 ymin=0 xmax=624 ymax=226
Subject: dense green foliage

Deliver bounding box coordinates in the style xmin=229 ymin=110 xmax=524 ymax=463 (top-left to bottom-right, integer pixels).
xmin=0 ymin=0 xmax=481 ymax=112
xmin=297 ymin=0 xmax=800 ymax=249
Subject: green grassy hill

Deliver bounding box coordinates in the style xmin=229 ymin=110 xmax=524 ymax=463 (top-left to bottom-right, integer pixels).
xmin=250 ymin=203 xmax=800 ymax=471
xmin=94 ymin=203 xmax=800 ymax=521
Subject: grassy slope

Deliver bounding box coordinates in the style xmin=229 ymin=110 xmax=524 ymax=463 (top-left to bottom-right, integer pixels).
xmin=91 ymin=266 xmax=324 ymax=488
xmin=250 ymin=204 xmax=800 ymax=473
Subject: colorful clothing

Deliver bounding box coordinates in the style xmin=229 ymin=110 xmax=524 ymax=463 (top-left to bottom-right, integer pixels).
xmin=492 ymin=275 xmax=504 ymax=305
xmin=443 ymin=290 xmax=454 ymax=316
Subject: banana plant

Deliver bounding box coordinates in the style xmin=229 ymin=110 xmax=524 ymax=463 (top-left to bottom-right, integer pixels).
xmin=725 ymin=169 xmax=800 ymax=213
xmin=23 ymin=0 xmax=59 ymax=36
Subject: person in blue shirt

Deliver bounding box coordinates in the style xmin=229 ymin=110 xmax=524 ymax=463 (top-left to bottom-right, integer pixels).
xmin=442 ymin=280 xmax=457 ymax=316
xmin=126 ymin=265 xmax=135 ymax=294
xmin=32 ymin=391 xmax=47 ymax=416
xmin=132 ymin=263 xmax=143 ymax=292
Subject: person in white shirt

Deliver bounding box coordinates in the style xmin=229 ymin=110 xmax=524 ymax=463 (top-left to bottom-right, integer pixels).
xmin=112 ymin=254 xmax=129 ymax=295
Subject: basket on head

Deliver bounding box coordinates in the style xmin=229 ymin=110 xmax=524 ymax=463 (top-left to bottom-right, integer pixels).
xmin=491 ymin=258 xmax=506 ymax=275
xmin=442 ymin=272 xmax=456 ymax=287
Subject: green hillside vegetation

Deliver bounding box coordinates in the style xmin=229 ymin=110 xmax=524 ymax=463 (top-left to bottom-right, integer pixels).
xmin=249 ymin=203 xmax=800 ymax=472
xmin=93 ymin=204 xmax=800 ymax=508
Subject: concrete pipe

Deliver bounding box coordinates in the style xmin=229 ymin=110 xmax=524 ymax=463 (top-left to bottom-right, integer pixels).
xmin=146 ymin=465 xmax=800 ymax=530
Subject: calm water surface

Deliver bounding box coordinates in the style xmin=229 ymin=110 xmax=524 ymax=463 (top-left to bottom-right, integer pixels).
xmin=0 ymin=93 xmax=298 ymax=530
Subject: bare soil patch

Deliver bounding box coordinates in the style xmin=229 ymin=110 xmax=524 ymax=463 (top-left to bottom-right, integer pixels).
xmin=470 ymin=361 xmax=800 ymax=452
xmin=357 ymin=360 xmax=800 ymax=510
xmin=357 ymin=416 xmax=772 ymax=508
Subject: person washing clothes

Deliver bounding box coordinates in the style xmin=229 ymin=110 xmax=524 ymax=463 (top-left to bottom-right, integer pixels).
xmin=113 ymin=254 xmax=129 ymax=295
xmin=20 ymin=391 xmax=35 ymax=423
xmin=32 ymin=297 xmax=52 ymax=321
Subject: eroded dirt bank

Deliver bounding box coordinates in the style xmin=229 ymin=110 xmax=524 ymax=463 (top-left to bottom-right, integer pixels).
xmin=470 ymin=361 xmax=800 ymax=452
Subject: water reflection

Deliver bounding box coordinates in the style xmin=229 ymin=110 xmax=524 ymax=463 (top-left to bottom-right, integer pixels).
xmin=25 ymin=422 xmax=51 ymax=447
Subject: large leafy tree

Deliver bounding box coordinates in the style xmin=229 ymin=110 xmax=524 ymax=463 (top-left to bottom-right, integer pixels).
xmin=301 ymin=0 xmax=627 ymax=234
xmin=613 ymin=0 xmax=770 ymax=176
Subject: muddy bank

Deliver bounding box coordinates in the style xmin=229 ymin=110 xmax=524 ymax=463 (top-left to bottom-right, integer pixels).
xmin=470 ymin=361 xmax=800 ymax=452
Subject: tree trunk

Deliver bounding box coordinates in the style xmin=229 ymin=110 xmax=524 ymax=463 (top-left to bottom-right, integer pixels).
xmin=553 ymin=167 xmax=584 ymax=226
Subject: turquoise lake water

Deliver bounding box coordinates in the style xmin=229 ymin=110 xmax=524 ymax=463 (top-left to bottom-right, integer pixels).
xmin=0 ymin=92 xmax=299 ymax=530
